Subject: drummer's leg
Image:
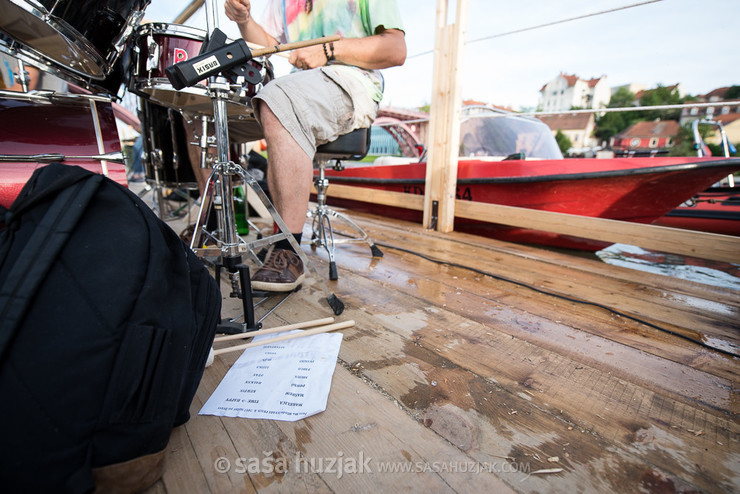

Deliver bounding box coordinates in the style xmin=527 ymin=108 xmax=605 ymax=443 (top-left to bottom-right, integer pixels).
xmin=256 ymin=100 xmax=313 ymax=234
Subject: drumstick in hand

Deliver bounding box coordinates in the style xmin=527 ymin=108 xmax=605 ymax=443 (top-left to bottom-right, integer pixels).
xmin=250 ymin=34 xmax=340 ymax=58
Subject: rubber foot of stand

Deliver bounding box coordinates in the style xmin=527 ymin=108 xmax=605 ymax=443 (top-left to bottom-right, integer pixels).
xmin=217 ymin=319 xmax=260 ymax=335
xmin=329 ymin=261 xmax=338 ymax=281
xmin=326 ymin=294 xmax=344 ymax=315
xmin=370 ymin=244 xmax=384 ymax=258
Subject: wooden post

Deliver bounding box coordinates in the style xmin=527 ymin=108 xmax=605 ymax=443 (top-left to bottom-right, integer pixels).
xmin=423 ymin=0 xmax=468 ymax=232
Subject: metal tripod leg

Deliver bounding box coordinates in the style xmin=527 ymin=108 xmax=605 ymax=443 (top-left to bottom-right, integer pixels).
xmin=234 ymin=166 xmax=346 ymax=315
xmin=307 ymin=163 xmax=383 ymax=280
xmin=190 ymin=163 xmax=345 ymax=316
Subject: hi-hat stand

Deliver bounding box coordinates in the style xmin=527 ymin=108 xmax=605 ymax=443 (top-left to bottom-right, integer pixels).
xmin=167 ymin=0 xmax=344 ymax=334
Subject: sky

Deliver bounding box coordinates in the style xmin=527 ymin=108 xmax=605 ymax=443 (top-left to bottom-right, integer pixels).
xmin=141 ymin=0 xmax=740 ymax=111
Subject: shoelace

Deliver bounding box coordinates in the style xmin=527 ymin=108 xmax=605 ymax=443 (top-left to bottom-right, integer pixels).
xmin=260 ymin=248 xmax=299 ymax=273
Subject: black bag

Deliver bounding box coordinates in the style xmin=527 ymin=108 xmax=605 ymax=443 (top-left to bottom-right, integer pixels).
xmin=0 ymin=164 xmax=220 ymax=493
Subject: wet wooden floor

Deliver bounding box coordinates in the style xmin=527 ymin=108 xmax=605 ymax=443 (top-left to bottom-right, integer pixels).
xmin=144 ymin=201 xmax=739 ymax=494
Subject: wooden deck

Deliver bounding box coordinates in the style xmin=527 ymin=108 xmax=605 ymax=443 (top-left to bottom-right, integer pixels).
xmin=146 ymin=204 xmax=739 ymax=493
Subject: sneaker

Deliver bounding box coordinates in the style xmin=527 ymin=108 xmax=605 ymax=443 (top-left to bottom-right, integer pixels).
xmin=128 ymin=172 xmax=145 ymax=183
xmin=251 ymin=247 xmax=305 ymax=292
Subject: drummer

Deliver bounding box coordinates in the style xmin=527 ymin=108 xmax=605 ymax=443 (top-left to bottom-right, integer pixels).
xmin=224 ymin=0 xmax=406 ymax=292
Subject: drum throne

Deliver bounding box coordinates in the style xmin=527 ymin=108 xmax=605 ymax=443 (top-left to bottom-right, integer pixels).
xmin=308 ymin=127 xmax=383 ymax=280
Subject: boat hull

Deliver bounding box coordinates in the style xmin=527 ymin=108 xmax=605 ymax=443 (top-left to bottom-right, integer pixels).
xmin=654 ymin=187 xmax=740 ymax=236
xmin=320 ymin=157 xmax=740 ymax=250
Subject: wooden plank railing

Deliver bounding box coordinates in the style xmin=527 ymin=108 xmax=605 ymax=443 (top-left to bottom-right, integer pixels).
xmin=317 ymin=183 xmax=740 ymax=265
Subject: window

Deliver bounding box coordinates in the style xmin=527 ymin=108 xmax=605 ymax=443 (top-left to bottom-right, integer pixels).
xmin=707 ymin=107 xmax=714 ymax=115
xmin=690 ymin=107 xmax=699 ymax=115
xmin=649 ymin=138 xmax=658 ymax=148
xmin=722 ymin=106 xmax=730 ymax=114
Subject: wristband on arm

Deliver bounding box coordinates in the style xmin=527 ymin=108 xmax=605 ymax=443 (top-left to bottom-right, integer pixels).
xmin=323 ymin=42 xmax=335 ymax=64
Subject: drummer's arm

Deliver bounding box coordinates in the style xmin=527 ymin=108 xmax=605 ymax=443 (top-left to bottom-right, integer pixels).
xmin=224 ymin=0 xmax=278 ymax=47
xmin=289 ymin=28 xmax=406 ymax=71
xmin=332 ymin=28 xmax=406 ymax=70
xmin=236 ymin=18 xmax=279 ymax=48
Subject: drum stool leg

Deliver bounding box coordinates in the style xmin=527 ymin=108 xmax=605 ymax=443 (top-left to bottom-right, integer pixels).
xmin=308 ymin=161 xmax=383 ymax=280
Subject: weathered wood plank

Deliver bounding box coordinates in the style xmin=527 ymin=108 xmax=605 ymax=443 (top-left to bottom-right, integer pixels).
xmin=142 ymin=191 xmax=739 ymax=493
xmin=278 ymin=276 xmax=738 ymax=492
xmin=344 ymin=213 xmax=739 ymax=348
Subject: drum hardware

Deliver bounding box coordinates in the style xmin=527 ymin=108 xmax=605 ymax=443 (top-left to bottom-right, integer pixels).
xmin=0 ymin=0 xmax=149 ymax=80
xmin=138 ymin=99 xmax=199 ymax=221
xmin=0 ymin=151 xmax=125 ymax=164
xmin=13 ymin=58 xmax=30 ymax=91
xmin=130 ymin=22 xmax=268 ymax=122
xmin=0 ymin=88 xmax=112 ymax=104
xmin=173 ymin=0 xmax=345 ymax=332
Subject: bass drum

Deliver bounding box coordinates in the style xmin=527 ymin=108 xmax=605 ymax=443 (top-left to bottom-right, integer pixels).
xmin=0 ymin=92 xmax=126 ymax=209
xmin=0 ymin=0 xmax=148 ymax=80
xmin=139 ymin=99 xmax=198 ymax=189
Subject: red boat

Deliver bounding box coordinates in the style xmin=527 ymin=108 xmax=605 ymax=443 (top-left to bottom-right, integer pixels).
xmin=653 ymin=119 xmax=740 ymax=236
xmin=653 ymin=187 xmax=740 ymax=236
xmin=320 ymin=109 xmax=740 ymax=250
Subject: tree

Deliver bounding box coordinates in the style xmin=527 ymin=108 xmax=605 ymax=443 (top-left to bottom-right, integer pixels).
xmin=636 ymin=84 xmax=685 ymax=121
xmin=593 ymin=87 xmax=637 ymax=143
xmin=667 ymin=124 xmax=695 ymax=157
xmin=725 ymin=85 xmax=740 ymax=100
xmin=554 ymin=130 xmax=572 ymax=155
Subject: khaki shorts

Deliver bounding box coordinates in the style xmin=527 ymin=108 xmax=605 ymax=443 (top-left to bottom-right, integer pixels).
xmin=253 ymin=66 xmax=379 ymax=160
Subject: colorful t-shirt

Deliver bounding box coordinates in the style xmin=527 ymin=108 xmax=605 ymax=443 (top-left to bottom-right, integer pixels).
xmin=260 ymin=0 xmax=404 ymax=101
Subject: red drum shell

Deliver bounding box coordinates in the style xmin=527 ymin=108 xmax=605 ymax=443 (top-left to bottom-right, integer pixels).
xmin=132 ymin=23 xmax=266 ymax=124
xmin=0 ymin=94 xmax=126 ymax=209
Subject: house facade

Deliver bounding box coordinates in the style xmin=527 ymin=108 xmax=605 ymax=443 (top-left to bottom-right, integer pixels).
xmin=678 ymin=87 xmax=740 ymax=149
xmin=537 ymin=113 xmax=597 ymax=152
xmin=611 ymin=120 xmax=681 ymax=155
xmin=538 ymin=73 xmax=610 ymax=112
xmin=679 ymin=87 xmax=740 ymax=125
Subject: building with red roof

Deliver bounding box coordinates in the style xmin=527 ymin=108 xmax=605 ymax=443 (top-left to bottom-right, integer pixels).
xmin=538 ymin=73 xmax=610 ymax=112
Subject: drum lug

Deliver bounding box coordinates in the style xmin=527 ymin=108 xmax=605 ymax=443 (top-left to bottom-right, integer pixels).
xmin=146 ymin=35 xmax=159 ymax=72
xmin=111 ymin=10 xmax=145 ymax=61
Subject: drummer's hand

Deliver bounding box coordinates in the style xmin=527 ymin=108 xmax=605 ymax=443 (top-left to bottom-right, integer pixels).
xmin=225 ymin=0 xmax=251 ymax=24
xmin=289 ymin=45 xmax=328 ymax=70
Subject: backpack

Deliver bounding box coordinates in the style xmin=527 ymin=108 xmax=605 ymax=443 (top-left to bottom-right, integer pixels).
xmin=0 ymin=163 xmax=220 ymax=493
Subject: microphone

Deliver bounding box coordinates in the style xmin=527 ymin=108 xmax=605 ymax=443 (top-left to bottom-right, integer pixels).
xmin=165 ymin=35 xmax=258 ymax=90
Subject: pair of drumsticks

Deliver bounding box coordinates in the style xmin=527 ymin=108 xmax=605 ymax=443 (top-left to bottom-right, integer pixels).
xmin=212 ymin=316 xmax=355 ymax=356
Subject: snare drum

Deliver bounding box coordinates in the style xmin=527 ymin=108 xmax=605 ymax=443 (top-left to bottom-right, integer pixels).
xmin=139 ymin=98 xmax=198 ymax=189
xmin=132 ymin=23 xmax=268 ymax=121
xmin=0 ymin=0 xmax=148 ymax=80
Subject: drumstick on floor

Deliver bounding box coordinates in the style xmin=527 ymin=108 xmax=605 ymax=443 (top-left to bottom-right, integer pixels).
xmin=212 ymin=320 xmax=355 ymax=356
xmin=213 ymin=317 xmax=335 ymax=343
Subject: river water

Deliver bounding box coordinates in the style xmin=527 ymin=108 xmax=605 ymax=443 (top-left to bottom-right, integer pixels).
xmin=596 ymin=243 xmax=740 ymax=291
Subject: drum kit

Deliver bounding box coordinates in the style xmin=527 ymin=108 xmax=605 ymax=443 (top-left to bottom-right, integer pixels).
xmin=0 ymin=0 xmax=346 ymax=325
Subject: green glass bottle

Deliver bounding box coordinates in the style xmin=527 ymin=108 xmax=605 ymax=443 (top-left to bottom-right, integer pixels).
xmin=233 ymin=185 xmax=249 ymax=235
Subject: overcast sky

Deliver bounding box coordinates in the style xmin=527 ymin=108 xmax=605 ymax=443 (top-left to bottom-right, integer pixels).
xmin=142 ymin=0 xmax=739 ymax=111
